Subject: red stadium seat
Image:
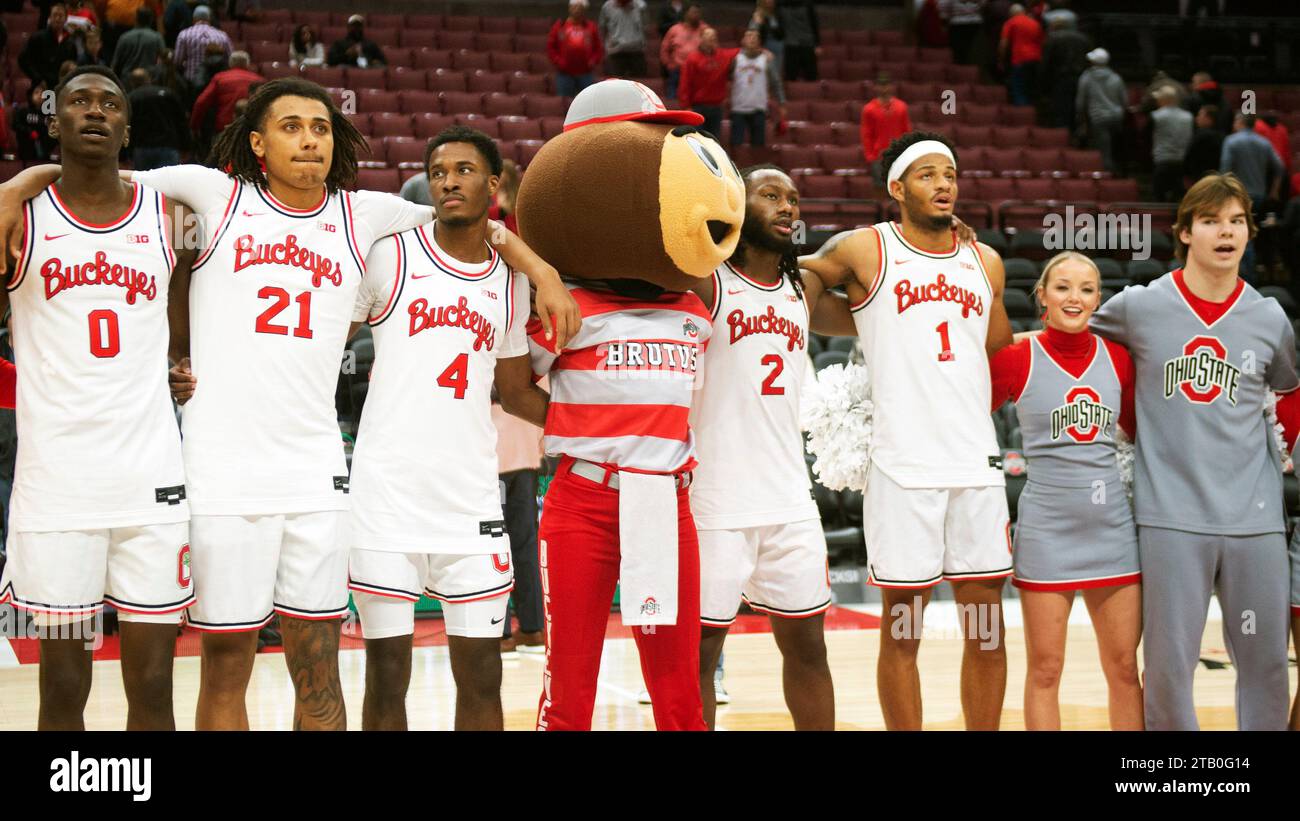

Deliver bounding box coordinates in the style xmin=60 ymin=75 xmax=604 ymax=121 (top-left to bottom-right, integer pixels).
xmin=539 ymin=116 xmax=566 ymax=140
xmin=481 ymin=17 xmax=518 ymax=34
xmin=873 ymin=30 xmax=906 ymax=46
xmin=384 ymin=137 xmax=426 ymax=169
xmin=809 ymin=100 xmax=850 ymax=123
xmin=1000 ymin=203 xmax=1056 ymax=231
xmin=963 ymin=103 xmax=998 ymax=125
xmin=784 ymin=100 xmax=812 ymax=121
xmin=527 ymin=54 xmax=553 ymax=74
xmin=483 ymin=93 xmax=525 ymax=117
xmin=849 ymin=44 xmax=883 ymax=63
xmin=1000 ymin=105 xmax=1036 ymax=127
xmin=451 ymin=50 xmax=493 ymax=71
xmin=389 ymin=68 xmax=428 ymax=91
xmin=845 ymin=175 xmax=880 ymax=202
xmin=802 ymin=174 xmax=847 ymax=208
xmin=912 ymin=64 xmax=946 ymax=83
xmin=517 ymin=140 xmax=546 ymax=168
xmin=1097 ymin=178 xmax=1140 ymax=202
xmin=357 ymin=89 xmax=400 ymax=113
xmin=1023 ymin=148 xmax=1064 ymax=176
xmin=882 ymin=45 xmax=916 ymax=62
xmin=954 ymin=124 xmax=993 ymax=147
xmin=1062 ymin=149 xmax=1105 ymax=175
xmin=507 ymin=73 xmax=548 ymax=95
xmin=367 ymin=28 xmax=399 ymax=47
xmin=896 ymin=81 xmax=938 ymax=104
xmin=456 ymin=114 xmax=501 ymax=138
xmin=359 ymin=136 xmax=386 ymax=167
xmin=516 ymin=35 xmax=549 ymax=53
xmin=524 ymin=95 xmax=567 ymax=118
xmin=970 ymin=84 xmax=1006 ymax=105
xmin=259 ymin=61 xmax=299 ymax=81
xmin=516 ymin=18 xmax=553 ymax=35
xmin=836 ymin=61 xmax=874 ymax=84
xmin=439 ymin=91 xmax=485 ymax=115
xmin=443 ymin=15 xmax=481 ymax=32
xmin=354 ymin=167 xmax=401 ymax=193
xmin=792 ymin=123 xmax=835 ymax=147
xmin=302 ymin=66 xmax=346 ymax=88
xmin=819 ymin=145 xmax=864 ymax=172
xmin=945 ymin=64 xmax=980 ymax=84
xmin=841 ymin=30 xmax=873 ymax=47
xmin=477 ymin=33 xmax=515 ymax=52
xmin=292 ymin=10 xmax=330 ymax=27
xmin=320 ymin=26 xmax=347 ymax=45
xmin=384 ymin=47 xmax=414 ymax=69
xmin=406 ymin=14 xmax=442 ymax=29
xmin=823 ymin=80 xmax=859 ymax=100
xmin=1056 ymin=178 xmax=1098 ymax=202
xmin=984 ymin=147 xmax=1024 ymax=174
xmin=499 ymin=116 xmax=542 ymax=141
xmin=412 ymin=112 xmax=457 ymax=139
xmin=368 ymin=113 xmax=414 ymax=138
xmin=239 ymin=22 xmax=280 ymax=41
xmin=413 ymin=49 xmax=452 ymax=70
xmin=959 ymin=178 xmax=983 ymax=199
xmin=438 ymin=30 xmax=478 ymax=51
xmin=430 ymin=69 xmax=468 ymax=93
xmin=997 ymin=126 xmax=1032 ymax=148
xmin=1014 ymin=178 xmax=1056 ymax=200
xmin=347 ymin=68 xmax=388 ymax=90
xmin=959 ymin=146 xmax=989 ymax=172
xmin=368 ymin=14 xmax=406 ymax=29
xmin=1030 ymin=126 xmax=1070 ymax=147
xmin=399 ymin=90 xmax=441 ymax=115
xmin=400 ymin=30 xmax=439 ymax=49
xmin=492 ymin=53 xmax=531 ymax=73
xmin=467 ymin=71 xmax=509 ymax=93
xmin=918 ymin=47 xmax=950 ymax=64
xmin=248 ymin=41 xmax=283 ymax=64
xmin=821 ymin=44 xmax=849 ymax=61
xmin=830 ymin=122 xmax=859 ymax=146
xmin=344 ymin=111 xmax=371 ymax=137
xmin=260 ymin=8 xmax=291 ymax=23
xmin=978 ymin=177 xmax=1016 ymax=203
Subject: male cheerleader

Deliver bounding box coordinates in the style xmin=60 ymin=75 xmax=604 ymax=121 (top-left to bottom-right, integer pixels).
xmin=801 ymin=131 xmax=1015 ymax=730
xmin=0 ymin=67 xmax=195 ymax=729
xmin=1090 ymin=173 xmax=1298 ymax=730
xmin=348 ymin=127 xmax=548 ymax=730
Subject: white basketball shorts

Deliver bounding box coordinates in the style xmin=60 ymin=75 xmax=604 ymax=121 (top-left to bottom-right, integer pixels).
xmin=349 ymin=549 xmax=514 ymax=639
xmin=699 ymin=518 xmax=832 ymax=627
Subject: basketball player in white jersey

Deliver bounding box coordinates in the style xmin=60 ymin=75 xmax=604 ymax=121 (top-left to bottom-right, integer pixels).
xmin=689 ymin=164 xmax=855 ymax=729
xmin=0 ymin=67 xmax=196 ymax=730
xmin=348 ymin=127 xmax=548 ymax=730
xmin=801 ymin=131 xmax=1015 ymax=730
xmin=0 ymin=78 xmax=578 ymax=731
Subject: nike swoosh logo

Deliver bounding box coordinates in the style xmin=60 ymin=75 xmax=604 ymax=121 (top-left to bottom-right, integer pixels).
xmin=44 ymin=233 xmax=69 ymax=241
xmin=411 ymin=272 xmax=438 ymax=279
xmin=491 ymin=616 xmax=504 ymax=624
xmin=727 ymin=288 xmax=744 ymax=295
xmin=241 ymin=211 xmax=266 ymax=217
xmin=893 ymin=259 xmax=910 ymax=265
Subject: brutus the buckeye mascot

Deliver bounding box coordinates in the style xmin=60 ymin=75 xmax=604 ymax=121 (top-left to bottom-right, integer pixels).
xmin=516 ymin=80 xmax=744 ymax=730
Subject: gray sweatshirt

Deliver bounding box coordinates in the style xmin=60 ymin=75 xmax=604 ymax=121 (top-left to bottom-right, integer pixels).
xmin=600 ymin=0 xmax=647 ymax=55
xmin=1075 ymin=65 xmax=1126 ymax=127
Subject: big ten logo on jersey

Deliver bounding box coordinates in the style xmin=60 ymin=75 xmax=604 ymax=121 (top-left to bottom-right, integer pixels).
xmin=41 ymin=252 xmax=159 ymax=304
xmin=726 ymin=305 xmax=806 ymax=351
xmin=126 ymin=233 xmax=151 ymax=244
xmin=597 ymin=339 xmax=700 ymax=379
xmin=232 ymin=233 xmax=343 ymax=287
xmin=1163 ymin=335 xmax=1241 ymax=406
xmin=1050 ymin=386 xmax=1114 ymax=442
xmin=895 ymin=272 xmax=984 ymax=318
xmin=408 ymin=296 xmax=497 ymax=351
xmin=316 ymin=221 xmax=336 ymax=233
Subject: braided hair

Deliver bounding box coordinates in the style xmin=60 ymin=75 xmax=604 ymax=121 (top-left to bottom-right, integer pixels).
xmin=207 ymin=77 xmax=369 ymax=193
xmin=732 ymin=163 xmax=803 ymax=298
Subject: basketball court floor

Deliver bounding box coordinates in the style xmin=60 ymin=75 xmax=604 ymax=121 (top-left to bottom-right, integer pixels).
xmin=2 ymin=597 xmax=1291 ymax=730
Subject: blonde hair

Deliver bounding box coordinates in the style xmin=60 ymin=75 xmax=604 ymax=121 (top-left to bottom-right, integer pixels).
xmin=1034 ymin=251 xmax=1101 ymax=318
xmin=1173 ymin=172 xmax=1257 ymax=261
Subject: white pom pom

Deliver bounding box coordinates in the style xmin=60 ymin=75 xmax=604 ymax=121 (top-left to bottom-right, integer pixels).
xmin=800 ymin=362 xmax=873 ymax=491
xmin=1114 ymin=425 xmax=1135 ymax=500
xmin=1264 ymin=391 xmax=1293 ymax=474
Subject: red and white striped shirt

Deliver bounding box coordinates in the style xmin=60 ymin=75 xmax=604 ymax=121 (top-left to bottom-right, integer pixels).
xmin=529 ymin=284 xmax=712 ymax=474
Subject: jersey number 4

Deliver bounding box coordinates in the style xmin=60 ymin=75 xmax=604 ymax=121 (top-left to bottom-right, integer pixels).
xmin=255 ymin=287 xmax=314 ymax=339
xmin=437 ymin=353 xmax=469 ymax=399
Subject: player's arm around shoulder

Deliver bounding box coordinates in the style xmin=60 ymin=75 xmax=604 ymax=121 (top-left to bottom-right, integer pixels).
xmin=0 ymin=164 xmax=62 ymax=278
xmin=976 ymin=240 xmax=1013 ymax=355
xmin=487 ymin=220 xmax=581 ymax=352
xmin=802 ymin=268 xmax=856 ymax=337
xmin=798 ymin=225 xmax=882 ymax=298
xmin=496 ymin=354 xmax=550 ymax=428
xmin=166 ymin=200 xmax=198 ymax=392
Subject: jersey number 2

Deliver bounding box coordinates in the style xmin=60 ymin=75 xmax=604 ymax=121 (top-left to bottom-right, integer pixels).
xmin=437 ymin=353 xmax=469 ymax=399
xmin=88 ymin=309 xmax=120 ymax=358
xmin=255 ymin=287 xmax=313 ymax=339
xmin=935 ymin=321 xmax=955 ymax=362
xmin=760 ymin=354 xmax=785 ymax=395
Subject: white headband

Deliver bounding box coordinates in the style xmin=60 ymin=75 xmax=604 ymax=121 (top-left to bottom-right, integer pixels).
xmin=886 ymin=140 xmax=956 ymax=185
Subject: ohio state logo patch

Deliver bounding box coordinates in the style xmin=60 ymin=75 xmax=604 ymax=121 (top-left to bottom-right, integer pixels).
xmin=1163 ymin=336 xmax=1240 ymax=405
xmin=178 ymin=543 xmax=192 ymax=588
xmin=1050 ymin=385 xmax=1115 ymax=442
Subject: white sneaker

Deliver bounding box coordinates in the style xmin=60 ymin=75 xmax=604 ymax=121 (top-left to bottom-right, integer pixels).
xmin=637 ymin=689 xmax=653 ymax=705
xmin=714 ymin=681 xmax=730 ymax=704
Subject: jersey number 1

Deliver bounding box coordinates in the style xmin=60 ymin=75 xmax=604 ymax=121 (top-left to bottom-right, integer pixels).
xmin=437 ymin=353 xmax=469 ymax=399
xmin=935 ymin=321 xmax=955 ymax=362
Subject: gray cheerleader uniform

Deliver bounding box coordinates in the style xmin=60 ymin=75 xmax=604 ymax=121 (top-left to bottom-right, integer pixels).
xmin=1011 ymin=336 xmax=1140 ymax=590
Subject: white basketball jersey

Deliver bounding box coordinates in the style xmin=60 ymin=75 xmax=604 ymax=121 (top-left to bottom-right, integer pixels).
xmin=690 ymin=262 xmax=818 ymax=529
xmin=851 ymin=222 xmax=1004 ymax=488
xmin=132 ymin=165 xmax=433 ymax=516
xmin=350 ymin=223 xmax=529 ymax=554
xmin=7 ymin=182 xmax=188 ymax=531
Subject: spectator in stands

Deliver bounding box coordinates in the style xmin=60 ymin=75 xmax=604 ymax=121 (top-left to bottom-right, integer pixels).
xmin=488 ymin=159 xmax=522 ymax=234
xmin=18 ymin=3 xmax=78 ymax=89
xmin=327 ymin=13 xmax=387 ymax=68
xmin=860 ymin=74 xmax=912 ymax=185
xmin=778 ymin=0 xmax=819 ymax=82
xmin=660 ymin=1 xmax=704 ymax=101
xmin=162 ymin=0 xmax=191 ymax=48
xmin=548 ymin=1 xmax=603 ymax=99
xmin=946 ymin=0 xmax=984 ymax=66
xmin=399 ymin=171 xmax=433 ymax=207
xmin=112 ymin=8 xmax=165 ymax=78
xmin=751 ymin=0 xmax=783 ymax=76
xmin=58 ymin=58 xmax=79 ymax=83
xmin=174 ymin=5 xmax=230 ymax=86
xmin=75 ymin=26 xmax=110 ymax=68
xmin=103 ymin=0 xmax=162 ymax=59
xmin=1183 ymin=104 xmax=1224 ymax=183
xmin=1139 ymin=70 xmax=1188 ymax=114
xmin=729 ymin=28 xmax=785 ymax=149
xmin=1221 ymin=112 xmax=1283 ymax=278
xmin=1151 ymin=87 xmax=1194 ymax=202
xmin=1184 ymin=71 xmax=1230 ymax=133
xmin=10 ymin=82 xmax=56 ymax=164
xmin=289 ymin=24 xmax=326 ymax=68
xmin=126 ymin=67 xmax=189 ymax=170
xmin=998 ymin=3 xmax=1042 ymax=107
xmin=658 ymin=0 xmax=686 ymax=36
xmin=678 ymin=26 xmax=736 ymax=140
xmin=65 ymin=0 xmax=97 ymax=31
xmin=1040 ymin=14 xmax=1090 ymax=130
xmin=600 ymin=0 xmax=648 ymax=78
xmin=1255 ymin=113 xmax=1293 ymax=199
xmin=151 ymin=47 xmax=193 ymax=106
xmin=0 ymin=17 xmax=6 ymax=55
xmin=1075 ymin=47 xmax=1125 ymax=173
xmin=917 ymin=0 xmax=947 ymax=49
xmin=190 ymin=50 xmax=262 ymax=137
xmin=1040 ymin=0 xmax=1077 ymax=29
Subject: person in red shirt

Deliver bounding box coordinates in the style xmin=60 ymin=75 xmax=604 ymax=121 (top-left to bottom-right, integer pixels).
xmin=1271 ymin=390 xmax=1300 ymax=729
xmin=547 ymin=0 xmax=604 ymax=100
xmin=677 ymin=27 xmax=739 ymax=141
xmin=1255 ymin=113 xmax=1293 ymax=198
xmin=999 ymin=3 xmax=1043 ymax=107
xmin=859 ymin=74 xmax=912 ymax=185
xmin=189 ymin=51 xmax=263 ymax=137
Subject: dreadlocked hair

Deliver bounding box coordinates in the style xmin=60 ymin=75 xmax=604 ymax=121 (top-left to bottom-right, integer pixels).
xmin=733 ymin=163 xmax=803 ymax=298
xmin=207 ymin=77 xmax=369 ymax=193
